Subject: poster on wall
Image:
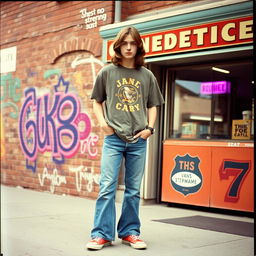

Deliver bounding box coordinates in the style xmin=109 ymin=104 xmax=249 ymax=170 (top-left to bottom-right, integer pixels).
xmin=0 ymin=46 xmax=17 ymax=74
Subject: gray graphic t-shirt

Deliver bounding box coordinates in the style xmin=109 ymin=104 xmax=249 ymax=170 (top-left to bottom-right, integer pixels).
xmin=91 ymin=64 xmax=164 ymax=143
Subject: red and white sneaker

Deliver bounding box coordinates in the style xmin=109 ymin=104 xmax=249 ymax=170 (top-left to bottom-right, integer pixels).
xmin=122 ymin=235 xmax=147 ymax=249
xmin=86 ymin=237 xmax=111 ymax=250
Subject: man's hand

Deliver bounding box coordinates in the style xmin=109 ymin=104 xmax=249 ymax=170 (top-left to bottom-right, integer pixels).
xmin=100 ymin=120 xmax=114 ymax=135
xmin=93 ymin=100 xmax=114 ymax=136
xmin=134 ymin=106 xmax=157 ymax=140
xmin=133 ymin=129 xmax=151 ymax=140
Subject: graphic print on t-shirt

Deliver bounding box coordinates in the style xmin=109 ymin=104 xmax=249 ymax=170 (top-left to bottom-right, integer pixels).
xmin=115 ymin=78 xmax=141 ymax=112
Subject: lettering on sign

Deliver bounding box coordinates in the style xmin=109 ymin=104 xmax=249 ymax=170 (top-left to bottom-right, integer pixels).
xmin=200 ymin=81 xmax=230 ymax=95
xmin=107 ymin=16 xmax=253 ymax=61
xmin=80 ymin=8 xmax=107 ymax=30
xmin=231 ymin=120 xmax=251 ymax=140
xmin=234 ymin=124 xmax=248 ymax=137
xmin=170 ymin=154 xmax=202 ymax=196
xmin=219 ymin=160 xmax=251 ymax=202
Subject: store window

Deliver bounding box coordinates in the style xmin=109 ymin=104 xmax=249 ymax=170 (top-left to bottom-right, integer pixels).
xmin=169 ymin=60 xmax=253 ymax=140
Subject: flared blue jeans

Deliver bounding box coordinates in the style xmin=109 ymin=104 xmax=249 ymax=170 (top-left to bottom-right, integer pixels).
xmin=91 ymin=134 xmax=147 ymax=241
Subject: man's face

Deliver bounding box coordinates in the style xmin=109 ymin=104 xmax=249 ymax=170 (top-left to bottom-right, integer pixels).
xmin=120 ymin=34 xmax=138 ymax=60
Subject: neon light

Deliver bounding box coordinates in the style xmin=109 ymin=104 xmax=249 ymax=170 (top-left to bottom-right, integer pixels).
xmin=200 ymin=81 xmax=230 ymax=95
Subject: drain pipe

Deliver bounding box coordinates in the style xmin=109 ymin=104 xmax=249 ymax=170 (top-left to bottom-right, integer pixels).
xmin=114 ymin=1 xmax=121 ymax=23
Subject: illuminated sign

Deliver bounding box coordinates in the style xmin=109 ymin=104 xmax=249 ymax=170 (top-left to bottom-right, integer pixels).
xmin=200 ymin=81 xmax=231 ymax=95
xmin=106 ymin=16 xmax=253 ymax=62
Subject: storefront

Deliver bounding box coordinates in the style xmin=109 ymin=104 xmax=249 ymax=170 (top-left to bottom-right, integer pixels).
xmin=100 ymin=0 xmax=254 ymax=211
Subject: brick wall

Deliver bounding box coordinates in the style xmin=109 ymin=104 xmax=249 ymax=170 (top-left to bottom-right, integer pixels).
xmin=1 ymin=0 xmax=202 ymax=199
xmin=0 ymin=1 xmax=114 ymax=198
xmin=121 ymin=1 xmax=199 ymax=20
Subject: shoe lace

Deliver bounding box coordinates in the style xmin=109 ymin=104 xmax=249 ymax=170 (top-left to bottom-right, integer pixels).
xmin=130 ymin=235 xmax=140 ymax=240
xmin=93 ymin=237 xmax=102 ymax=242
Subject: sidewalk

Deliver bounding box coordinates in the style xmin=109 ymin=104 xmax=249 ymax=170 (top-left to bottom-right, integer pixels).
xmin=1 ymin=185 xmax=254 ymax=256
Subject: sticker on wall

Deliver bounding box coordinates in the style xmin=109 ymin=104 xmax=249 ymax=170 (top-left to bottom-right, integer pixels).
xmin=170 ymin=154 xmax=202 ymax=196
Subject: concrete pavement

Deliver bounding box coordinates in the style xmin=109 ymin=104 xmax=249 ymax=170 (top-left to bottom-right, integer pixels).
xmin=1 ymin=185 xmax=254 ymax=256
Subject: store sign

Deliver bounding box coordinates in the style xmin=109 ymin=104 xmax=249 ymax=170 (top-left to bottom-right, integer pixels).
xmin=170 ymin=154 xmax=202 ymax=196
xmin=200 ymin=81 xmax=231 ymax=95
xmin=232 ymin=120 xmax=251 ymax=140
xmin=106 ymin=16 xmax=253 ymax=61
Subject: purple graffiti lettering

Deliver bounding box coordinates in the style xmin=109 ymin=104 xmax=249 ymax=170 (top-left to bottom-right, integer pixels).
xmin=19 ymin=74 xmax=97 ymax=172
xmin=37 ymin=97 xmax=48 ymax=149
xmin=56 ymin=94 xmax=80 ymax=158
xmin=54 ymin=75 xmax=69 ymax=93
xmin=26 ymin=159 xmax=37 ymax=173
xmin=44 ymin=93 xmax=60 ymax=155
xmin=19 ymin=88 xmax=90 ymax=167
xmin=19 ymin=88 xmax=38 ymax=161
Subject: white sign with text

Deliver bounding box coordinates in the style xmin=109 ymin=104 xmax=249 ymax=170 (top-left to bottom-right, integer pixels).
xmin=0 ymin=46 xmax=17 ymax=73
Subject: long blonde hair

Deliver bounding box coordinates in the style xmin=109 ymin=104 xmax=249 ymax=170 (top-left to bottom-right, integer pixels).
xmin=111 ymin=26 xmax=145 ymax=69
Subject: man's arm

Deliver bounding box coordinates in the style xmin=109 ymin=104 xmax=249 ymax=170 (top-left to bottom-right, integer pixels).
xmin=147 ymin=106 xmax=157 ymax=128
xmin=134 ymin=106 xmax=157 ymax=139
xmin=93 ymin=100 xmax=114 ymax=135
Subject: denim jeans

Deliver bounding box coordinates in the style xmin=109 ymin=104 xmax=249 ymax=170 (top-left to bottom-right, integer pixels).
xmin=91 ymin=133 xmax=147 ymax=241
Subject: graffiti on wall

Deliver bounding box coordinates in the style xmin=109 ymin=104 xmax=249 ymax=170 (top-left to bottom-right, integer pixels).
xmin=71 ymin=54 xmax=104 ymax=84
xmin=37 ymin=165 xmax=100 ymax=194
xmin=80 ymin=8 xmax=107 ymax=30
xmin=0 ymin=73 xmax=21 ymax=118
xmin=0 ymin=50 xmax=105 ymax=194
xmin=38 ymin=167 xmax=67 ymax=193
xmin=19 ymin=54 xmax=104 ymax=173
xmin=19 ymin=75 xmax=98 ymax=172
xmin=69 ymin=165 xmax=100 ymax=193
xmin=0 ymin=73 xmax=22 ymax=158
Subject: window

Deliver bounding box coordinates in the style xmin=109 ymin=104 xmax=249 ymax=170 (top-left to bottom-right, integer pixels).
xmin=168 ymin=60 xmax=253 ymax=140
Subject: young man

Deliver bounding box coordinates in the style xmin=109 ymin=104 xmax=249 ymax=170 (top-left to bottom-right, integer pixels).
xmin=86 ymin=26 xmax=164 ymax=250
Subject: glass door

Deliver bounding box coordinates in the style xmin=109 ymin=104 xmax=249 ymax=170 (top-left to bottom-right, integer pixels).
xmin=165 ymin=60 xmax=253 ymax=140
